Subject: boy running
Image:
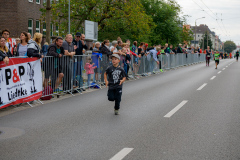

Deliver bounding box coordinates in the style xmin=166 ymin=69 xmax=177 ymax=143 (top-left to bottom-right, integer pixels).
xmin=104 ymin=54 xmax=126 ymax=115
xmin=214 ymin=51 xmax=220 ymax=69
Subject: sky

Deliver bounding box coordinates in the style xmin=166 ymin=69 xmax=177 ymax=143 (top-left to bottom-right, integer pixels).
xmin=175 ymin=0 xmax=240 ymax=45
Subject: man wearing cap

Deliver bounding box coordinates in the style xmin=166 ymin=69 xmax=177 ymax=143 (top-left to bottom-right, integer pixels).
xmin=104 ymin=54 xmax=126 ymax=115
xmin=72 ymin=32 xmax=88 ymax=90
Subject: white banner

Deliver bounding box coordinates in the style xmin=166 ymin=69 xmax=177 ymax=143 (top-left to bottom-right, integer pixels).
xmin=0 ymin=58 xmax=42 ymax=109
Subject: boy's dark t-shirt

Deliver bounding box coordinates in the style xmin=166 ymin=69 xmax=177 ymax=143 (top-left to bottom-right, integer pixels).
xmin=106 ymin=65 xmax=126 ymax=89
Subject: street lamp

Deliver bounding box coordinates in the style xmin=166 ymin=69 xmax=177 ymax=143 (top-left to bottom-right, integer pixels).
xmin=195 ymin=17 xmax=205 ymax=47
xmin=68 ymin=0 xmax=70 ymax=34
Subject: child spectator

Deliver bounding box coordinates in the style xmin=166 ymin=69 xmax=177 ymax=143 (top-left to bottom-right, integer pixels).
xmin=104 ymin=54 xmax=126 ymax=115
xmin=84 ymin=57 xmax=97 ymax=88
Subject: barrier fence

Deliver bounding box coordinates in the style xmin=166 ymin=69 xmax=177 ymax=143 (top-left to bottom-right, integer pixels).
xmin=1 ymin=52 xmax=212 ymax=107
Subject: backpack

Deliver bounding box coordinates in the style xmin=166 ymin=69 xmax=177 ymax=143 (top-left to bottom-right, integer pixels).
xmin=41 ymin=86 xmax=53 ymax=100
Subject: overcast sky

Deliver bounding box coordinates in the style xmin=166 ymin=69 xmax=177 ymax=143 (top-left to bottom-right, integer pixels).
xmin=176 ymin=0 xmax=240 ymax=45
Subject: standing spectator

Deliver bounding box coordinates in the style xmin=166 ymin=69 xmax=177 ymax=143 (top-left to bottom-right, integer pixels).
xmin=16 ymin=32 xmax=29 ymax=57
xmin=93 ymin=42 xmax=100 ymax=53
xmin=72 ymin=32 xmax=88 ymax=90
xmin=164 ymin=43 xmax=171 ymax=54
xmin=116 ymin=40 xmax=122 ymax=50
xmin=84 ymin=57 xmax=96 ymax=89
xmin=90 ymin=42 xmax=95 ymax=50
xmin=27 ymin=33 xmax=32 ymax=41
xmin=131 ymin=41 xmax=138 ymax=54
xmin=177 ymin=44 xmax=183 ymax=53
xmin=13 ymin=38 xmax=20 ymax=56
xmin=62 ymin=34 xmax=76 ymax=92
xmin=125 ymin=39 xmax=130 ymax=45
xmin=45 ymin=37 xmax=64 ymax=91
xmin=27 ymin=33 xmax=43 ymax=58
xmin=0 ymin=36 xmax=12 ymax=65
xmin=110 ymin=40 xmax=121 ymax=54
xmin=172 ymin=47 xmax=178 ymax=54
xmin=100 ymin=40 xmax=112 ymax=57
xmin=1 ymin=29 xmax=11 ymax=54
xmin=42 ymin=42 xmax=49 ymax=57
xmin=92 ymin=42 xmax=101 ymax=82
xmin=147 ymin=47 xmax=161 ymax=73
xmin=100 ymin=40 xmax=112 ymax=82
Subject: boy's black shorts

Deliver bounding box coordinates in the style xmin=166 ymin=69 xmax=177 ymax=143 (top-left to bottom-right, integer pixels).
xmin=107 ymin=88 xmax=122 ymax=102
xmin=215 ymin=60 xmax=219 ymax=65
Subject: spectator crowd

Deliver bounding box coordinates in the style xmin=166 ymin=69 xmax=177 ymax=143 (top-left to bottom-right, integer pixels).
xmin=0 ymin=28 xmax=229 ymax=97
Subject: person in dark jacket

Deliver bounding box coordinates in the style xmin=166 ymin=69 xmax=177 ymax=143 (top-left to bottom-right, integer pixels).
xmin=100 ymin=40 xmax=112 ymax=82
xmin=177 ymin=44 xmax=183 ymax=54
xmin=0 ymin=36 xmax=12 ymax=65
xmin=72 ymin=32 xmax=88 ymax=90
xmin=27 ymin=33 xmax=43 ymax=59
xmin=43 ymin=37 xmax=64 ymax=91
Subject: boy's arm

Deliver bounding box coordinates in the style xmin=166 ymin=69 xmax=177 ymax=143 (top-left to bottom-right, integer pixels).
xmin=104 ymin=72 xmax=108 ymax=87
xmin=119 ymin=77 xmax=126 ymax=85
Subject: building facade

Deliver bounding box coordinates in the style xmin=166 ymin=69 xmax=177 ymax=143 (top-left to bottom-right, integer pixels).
xmin=191 ymin=24 xmax=216 ymax=49
xmin=0 ymin=0 xmax=58 ymax=41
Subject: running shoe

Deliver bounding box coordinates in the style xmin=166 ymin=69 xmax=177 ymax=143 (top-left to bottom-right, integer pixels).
xmin=114 ymin=110 xmax=119 ymax=115
xmin=160 ymin=69 xmax=163 ymax=72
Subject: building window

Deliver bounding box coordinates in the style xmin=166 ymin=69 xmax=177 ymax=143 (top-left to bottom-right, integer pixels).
xmin=56 ymin=25 xmax=59 ymax=36
xmin=36 ymin=20 xmax=40 ymax=33
xmin=28 ymin=0 xmax=33 ymax=2
xmin=28 ymin=19 xmax=33 ymax=36
xmin=43 ymin=22 xmax=46 ymax=35
xmin=36 ymin=0 xmax=40 ymax=4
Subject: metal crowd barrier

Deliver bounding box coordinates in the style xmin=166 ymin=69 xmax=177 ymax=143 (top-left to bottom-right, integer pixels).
xmin=12 ymin=52 xmax=209 ymax=99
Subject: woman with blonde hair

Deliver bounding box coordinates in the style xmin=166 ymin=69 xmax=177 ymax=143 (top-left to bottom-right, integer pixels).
xmin=0 ymin=36 xmax=12 ymax=65
xmin=27 ymin=32 xmax=43 ymax=58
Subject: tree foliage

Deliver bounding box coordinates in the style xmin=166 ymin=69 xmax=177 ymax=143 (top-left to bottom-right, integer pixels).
xmin=40 ymin=0 xmax=153 ymax=42
xmin=224 ymin=41 xmax=236 ymax=53
xmin=40 ymin=0 xmax=191 ymax=46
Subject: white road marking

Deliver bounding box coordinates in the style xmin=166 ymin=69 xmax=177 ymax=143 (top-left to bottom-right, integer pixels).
xmin=197 ymin=83 xmax=207 ymax=91
xmin=109 ymin=148 xmax=134 ymax=160
xmin=223 ymin=68 xmax=225 ymax=70
xmin=226 ymin=66 xmax=228 ymax=67
xmin=164 ymin=100 xmax=188 ymax=118
xmin=218 ymin=71 xmax=222 ymax=74
xmin=210 ymin=76 xmax=216 ymax=80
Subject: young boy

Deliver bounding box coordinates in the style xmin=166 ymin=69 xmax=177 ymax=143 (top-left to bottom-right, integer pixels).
xmin=214 ymin=51 xmax=220 ymax=69
xmin=104 ymin=54 xmax=126 ymax=115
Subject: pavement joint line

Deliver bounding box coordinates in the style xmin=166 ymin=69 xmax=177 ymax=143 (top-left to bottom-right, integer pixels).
xmin=164 ymin=100 xmax=188 ymax=118
xmin=210 ymin=76 xmax=216 ymax=80
xmin=197 ymin=83 xmax=207 ymax=91
xmin=218 ymin=71 xmax=222 ymax=74
xmin=109 ymin=148 xmax=134 ymax=160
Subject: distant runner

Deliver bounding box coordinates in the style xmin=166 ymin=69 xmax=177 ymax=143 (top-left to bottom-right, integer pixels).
xmin=236 ymin=50 xmax=239 ymax=62
xmin=214 ymin=51 xmax=220 ymax=69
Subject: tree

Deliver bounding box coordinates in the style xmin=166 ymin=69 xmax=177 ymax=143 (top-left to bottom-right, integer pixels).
xmin=199 ymin=32 xmax=213 ymax=50
xmin=224 ymin=41 xmax=236 ymax=53
xmin=40 ymin=0 xmax=153 ymax=42
xmin=140 ymin=0 xmax=184 ymax=46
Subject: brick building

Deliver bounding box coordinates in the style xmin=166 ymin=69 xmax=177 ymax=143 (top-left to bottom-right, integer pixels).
xmin=0 ymin=0 xmax=44 ymax=38
xmin=0 ymin=0 xmax=58 ymax=41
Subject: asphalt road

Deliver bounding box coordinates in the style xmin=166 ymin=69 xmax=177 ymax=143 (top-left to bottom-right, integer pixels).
xmin=0 ymin=59 xmax=240 ymax=160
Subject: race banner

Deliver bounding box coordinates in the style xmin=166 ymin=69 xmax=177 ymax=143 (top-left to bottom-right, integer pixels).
xmin=0 ymin=58 xmax=42 ymax=109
